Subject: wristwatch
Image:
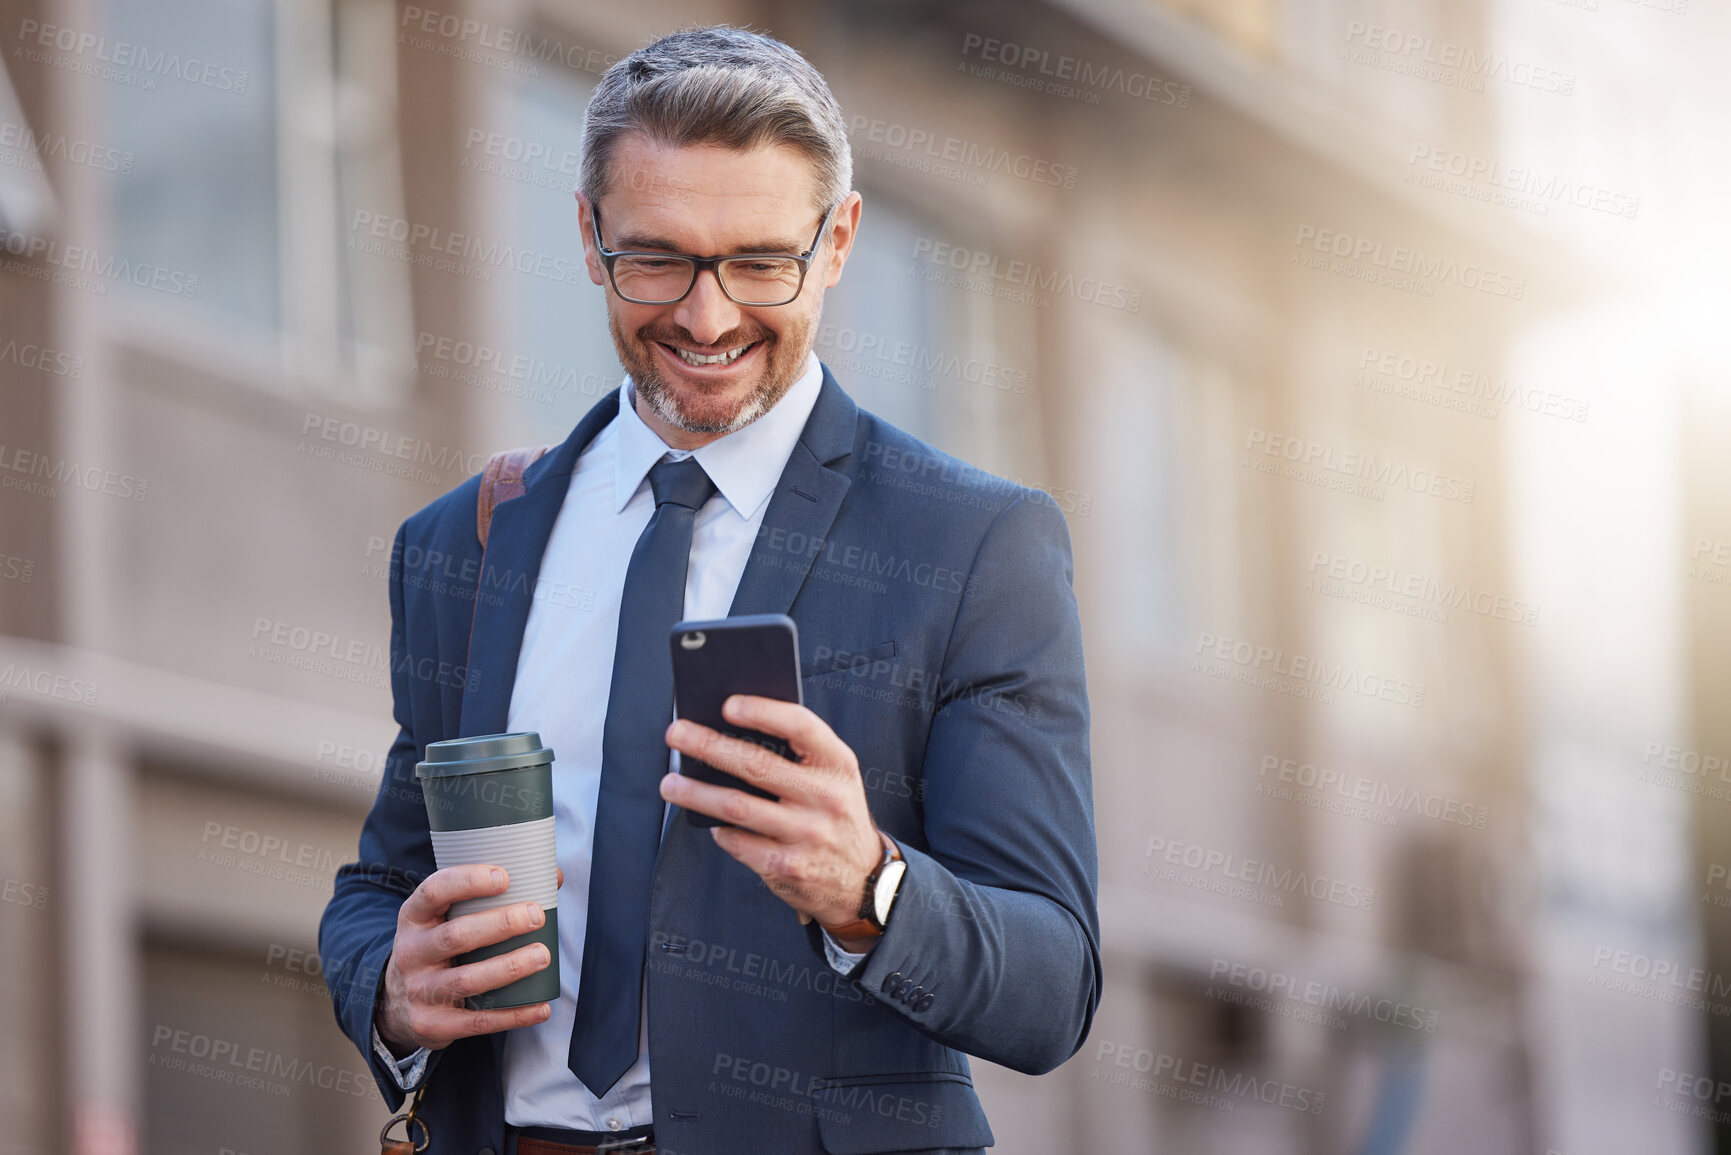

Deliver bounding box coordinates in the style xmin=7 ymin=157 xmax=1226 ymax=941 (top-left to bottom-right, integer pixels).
xmin=819 ymin=830 xmax=906 ymax=940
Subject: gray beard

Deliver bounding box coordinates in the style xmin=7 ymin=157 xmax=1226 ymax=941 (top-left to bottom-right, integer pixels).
xmin=632 ymin=361 xmax=782 ymax=435
xmin=610 ymin=310 xmax=808 ymax=435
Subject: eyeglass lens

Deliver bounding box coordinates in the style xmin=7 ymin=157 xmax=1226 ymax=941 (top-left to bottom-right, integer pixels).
xmin=612 ymin=255 xmax=805 ymax=305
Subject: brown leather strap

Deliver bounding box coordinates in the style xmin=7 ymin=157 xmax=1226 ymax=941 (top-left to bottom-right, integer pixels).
xmin=465 ymin=444 xmax=553 ymax=690
xmin=387 ymin=450 xmax=554 ymax=1154
xmin=476 ymin=445 xmax=551 ymax=549
xmin=516 ymin=1139 xmax=656 ymax=1155
xmin=817 ymin=830 xmax=902 ymax=941
xmin=378 ymin=1077 xmax=431 ymax=1154
xmin=818 ymin=915 xmax=879 ymax=941
xmin=378 ymin=1086 xmax=430 ymax=1154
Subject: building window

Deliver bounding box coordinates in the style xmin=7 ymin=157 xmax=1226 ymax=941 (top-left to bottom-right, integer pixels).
xmin=481 ymin=62 xmax=619 ymax=449
xmin=815 ymin=190 xmax=943 ymax=442
xmin=101 ymin=0 xmax=412 ymax=401
xmin=104 ymin=0 xmax=279 ymax=329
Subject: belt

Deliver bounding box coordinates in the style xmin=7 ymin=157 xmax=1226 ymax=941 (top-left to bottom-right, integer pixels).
xmin=517 ymin=1140 xmax=653 ymax=1155
xmin=512 ymin=1126 xmax=654 ymax=1155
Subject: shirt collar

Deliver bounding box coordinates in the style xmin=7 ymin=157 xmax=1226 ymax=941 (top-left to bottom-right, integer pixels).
xmin=611 ymin=351 xmax=824 ymax=519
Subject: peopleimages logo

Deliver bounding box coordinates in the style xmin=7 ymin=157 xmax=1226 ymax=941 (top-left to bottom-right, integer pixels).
xmin=1092 ymin=1041 xmax=1326 ymax=1115
xmin=299 ymin=412 xmax=487 ymax=477
xmin=1193 ymin=631 xmax=1426 ymax=709
xmin=349 ymin=210 xmax=589 ymax=286
xmin=1244 ymin=428 xmax=1476 ymax=504
xmin=150 ymin=1024 xmax=375 ymax=1099
xmin=16 ymin=19 xmax=251 ymax=92
xmin=849 ymin=115 xmax=1079 ymax=190
xmin=1342 ymin=21 xmax=1576 ymax=95
xmin=399 ymin=6 xmax=618 ymax=75
xmin=816 ymin=324 xmax=1028 ymax=393
xmin=960 ymin=34 xmax=1191 ymax=106
xmin=1293 ymin=225 xmax=1526 ymax=300
xmin=1657 ymin=1068 xmax=1731 ymax=1127
xmin=1356 ymin=345 xmax=1589 ymax=424
xmin=415 ymin=331 xmax=618 ymax=401
xmin=910 ymin=238 xmax=1141 ymax=312
xmin=1144 ymin=835 xmax=1377 ymax=910
xmin=0 ymin=443 xmax=150 ymax=502
xmin=1257 ymin=753 xmax=1489 ymax=830
xmin=0 ymin=227 xmax=200 ymax=298
xmin=0 ymin=662 xmax=98 ymax=708
xmin=462 ymin=128 xmax=581 ymax=181
xmin=0 ymin=338 xmax=83 ymax=379
xmin=1588 ymin=946 xmax=1731 ymax=1017
xmin=0 ymin=121 xmax=133 ymax=174
xmin=1306 ymin=549 xmax=1538 ymax=627
xmin=1207 ymin=957 xmax=1439 ymax=1032
xmin=1407 ymin=146 xmax=1639 ymax=220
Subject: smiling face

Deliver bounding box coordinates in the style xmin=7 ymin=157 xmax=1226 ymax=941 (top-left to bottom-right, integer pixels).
xmin=577 ymin=135 xmax=861 ymax=449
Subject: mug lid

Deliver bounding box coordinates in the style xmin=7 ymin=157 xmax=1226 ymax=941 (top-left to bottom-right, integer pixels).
xmin=416 ymin=731 xmax=554 ymax=779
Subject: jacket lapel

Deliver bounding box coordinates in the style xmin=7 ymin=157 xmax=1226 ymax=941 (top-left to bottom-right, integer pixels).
xmin=459 ymin=390 xmax=620 ymax=737
xmin=727 ymin=365 xmax=859 ymax=617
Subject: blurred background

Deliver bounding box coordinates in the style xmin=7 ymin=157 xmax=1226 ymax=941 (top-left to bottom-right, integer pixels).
xmin=1 ymin=0 xmax=1728 ymax=1152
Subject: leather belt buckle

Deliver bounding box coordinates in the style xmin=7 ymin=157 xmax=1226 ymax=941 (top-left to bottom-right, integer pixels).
xmin=595 ymin=1138 xmax=652 ymax=1155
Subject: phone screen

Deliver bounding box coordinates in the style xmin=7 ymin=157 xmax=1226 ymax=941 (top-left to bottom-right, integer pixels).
xmin=669 ymin=613 xmax=803 ymax=828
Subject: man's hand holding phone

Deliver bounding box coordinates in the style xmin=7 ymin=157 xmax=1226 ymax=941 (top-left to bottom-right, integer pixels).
xmin=659 ymin=694 xmax=885 ymax=951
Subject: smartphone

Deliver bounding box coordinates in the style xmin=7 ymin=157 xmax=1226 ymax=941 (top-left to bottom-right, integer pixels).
xmin=669 ymin=613 xmax=803 ymax=828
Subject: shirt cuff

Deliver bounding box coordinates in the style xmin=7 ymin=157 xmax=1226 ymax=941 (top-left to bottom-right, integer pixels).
xmin=371 ymin=1021 xmax=432 ymax=1091
xmin=820 ymin=926 xmax=873 ymax=974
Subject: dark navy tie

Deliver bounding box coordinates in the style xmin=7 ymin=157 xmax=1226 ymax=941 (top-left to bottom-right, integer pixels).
xmin=570 ymin=455 xmax=716 ymax=1097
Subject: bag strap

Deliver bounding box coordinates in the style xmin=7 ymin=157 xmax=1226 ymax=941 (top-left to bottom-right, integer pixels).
xmin=465 ymin=445 xmax=552 ymax=686
xmin=398 ymin=445 xmax=551 ymax=1148
xmin=476 ymin=445 xmax=551 ymax=549
xmin=378 ymin=1077 xmax=430 ymax=1153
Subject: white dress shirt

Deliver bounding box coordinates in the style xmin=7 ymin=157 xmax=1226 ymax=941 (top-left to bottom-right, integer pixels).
xmin=372 ymin=352 xmax=868 ymax=1129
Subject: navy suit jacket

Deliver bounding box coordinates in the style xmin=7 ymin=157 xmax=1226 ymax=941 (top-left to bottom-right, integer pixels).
xmin=319 ymin=366 xmax=1100 ymax=1155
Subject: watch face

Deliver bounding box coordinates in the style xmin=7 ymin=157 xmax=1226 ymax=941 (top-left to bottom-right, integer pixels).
xmin=873 ymin=859 xmax=908 ymax=926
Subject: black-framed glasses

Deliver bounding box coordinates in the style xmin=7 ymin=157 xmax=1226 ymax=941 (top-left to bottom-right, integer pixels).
xmin=590 ymin=201 xmax=839 ymax=307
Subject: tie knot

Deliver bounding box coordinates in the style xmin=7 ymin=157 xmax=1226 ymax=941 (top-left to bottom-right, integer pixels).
xmin=648 ymin=456 xmax=716 ymax=511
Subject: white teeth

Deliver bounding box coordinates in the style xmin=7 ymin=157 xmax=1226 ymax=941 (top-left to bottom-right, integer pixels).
xmin=671 ymin=343 xmax=751 ymax=367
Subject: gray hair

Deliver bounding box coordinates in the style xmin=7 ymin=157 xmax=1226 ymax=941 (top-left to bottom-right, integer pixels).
xmin=579 ymin=26 xmax=852 ymax=215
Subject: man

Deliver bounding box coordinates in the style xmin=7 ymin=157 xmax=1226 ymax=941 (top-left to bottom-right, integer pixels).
xmin=320 ymin=26 xmax=1098 ymax=1155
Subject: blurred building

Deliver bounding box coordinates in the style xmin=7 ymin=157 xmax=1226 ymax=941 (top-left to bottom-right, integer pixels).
xmin=0 ymin=1 xmax=1723 ymax=1153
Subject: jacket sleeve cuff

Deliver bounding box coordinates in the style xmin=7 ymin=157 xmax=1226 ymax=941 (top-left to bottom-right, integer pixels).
xmin=819 ymin=926 xmax=872 ymax=975
xmin=370 ymin=1020 xmax=431 ymax=1091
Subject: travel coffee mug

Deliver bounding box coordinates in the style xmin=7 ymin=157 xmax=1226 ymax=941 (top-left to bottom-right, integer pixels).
xmin=416 ymin=732 xmax=558 ymax=1009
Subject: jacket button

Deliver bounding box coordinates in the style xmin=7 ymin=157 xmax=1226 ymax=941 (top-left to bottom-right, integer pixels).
xmin=905 ymin=985 xmax=925 ymax=1004
xmin=881 ymin=971 xmax=903 ymax=994
xmin=915 ymin=993 xmax=935 ymax=1012
xmin=892 ymin=978 xmax=914 ymax=1000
